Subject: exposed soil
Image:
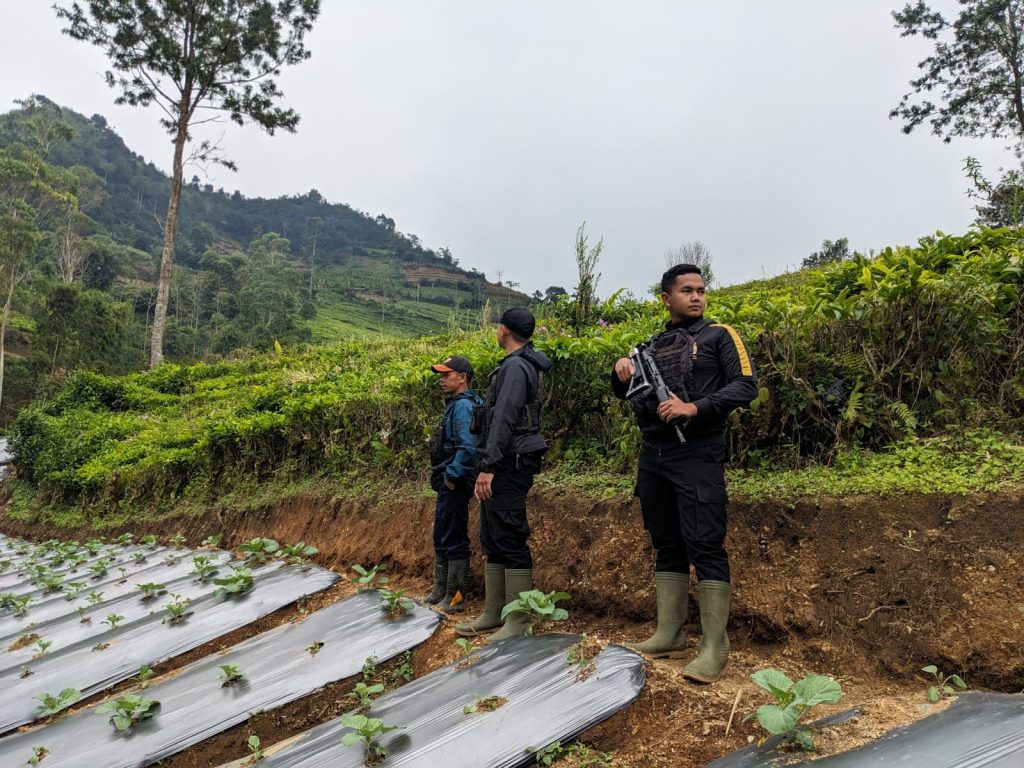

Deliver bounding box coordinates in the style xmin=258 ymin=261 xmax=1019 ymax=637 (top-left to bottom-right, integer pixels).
xmin=2 ymin=487 xmax=1022 ymax=766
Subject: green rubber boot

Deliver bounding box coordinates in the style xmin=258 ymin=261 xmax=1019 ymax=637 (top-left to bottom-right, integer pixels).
xmin=624 ymin=572 xmax=689 ymax=659
xmin=424 ymin=553 xmax=447 ymax=605
xmin=455 ymin=562 xmax=505 ymax=636
xmin=438 ymin=558 xmax=468 ymax=614
xmin=486 ymin=568 xmax=533 ymax=644
xmin=683 ymin=580 xmax=731 ymax=683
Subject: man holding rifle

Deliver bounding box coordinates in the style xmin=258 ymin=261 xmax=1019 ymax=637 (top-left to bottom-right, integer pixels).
xmin=611 ymin=263 xmax=758 ymax=682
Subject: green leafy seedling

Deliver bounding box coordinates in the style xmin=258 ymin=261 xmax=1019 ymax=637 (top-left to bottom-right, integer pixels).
xmin=390 ymin=650 xmax=415 ymax=684
xmin=138 ymin=582 xmax=166 ymax=601
xmin=306 ymin=641 xmax=324 ymax=656
xmin=33 ymin=638 xmax=53 ymax=657
xmin=238 ymin=538 xmax=280 ymax=565
xmin=528 ymin=742 xmax=565 ymax=766
xmin=137 ymin=664 xmax=155 ymax=689
xmin=246 ymin=734 xmax=263 ymax=763
xmin=33 ymin=688 xmax=81 ymax=718
xmin=86 ymin=590 xmax=103 ymax=606
xmin=922 ymin=665 xmax=968 ymax=702
xmin=281 ymin=541 xmax=318 ymax=567
xmin=10 ymin=595 xmax=32 ymax=617
xmin=340 ymin=714 xmax=403 ymax=762
xmin=361 ymin=655 xmax=378 ymax=682
xmin=379 ymin=587 xmax=415 ymax=616
xmin=456 ymin=638 xmax=475 ymax=658
xmin=163 ymin=554 xmax=179 ymax=567
xmin=163 ymin=594 xmax=191 ymax=624
xmin=463 ymin=694 xmax=507 ymax=715
xmin=96 ymin=694 xmax=160 ymax=731
xmin=347 ymin=682 xmax=385 ymax=709
xmin=350 ymin=563 xmax=389 ymax=591
xmin=191 ymin=554 xmax=220 ymax=582
xmin=500 ymin=590 xmax=571 ymax=636
xmin=200 ymin=534 xmax=222 ymax=548
xmin=115 ymin=533 xmax=134 ymax=546
xmin=28 ymin=745 xmax=49 ymax=766
xmin=140 ymin=535 xmax=158 ymax=548
xmin=168 ymin=534 xmax=186 ymax=547
xmin=214 ymin=566 xmax=255 ymax=596
xmin=219 ymin=663 xmax=246 ymax=686
xmin=132 ymin=552 xmax=147 ymax=564
xmin=20 ymin=664 xmax=33 ymax=678
xmin=101 ymin=613 xmax=124 ymax=630
xmin=75 ymin=605 xmax=91 ymax=623
xmin=743 ymin=669 xmax=843 ymax=751
xmin=63 ymin=582 xmax=87 ymax=601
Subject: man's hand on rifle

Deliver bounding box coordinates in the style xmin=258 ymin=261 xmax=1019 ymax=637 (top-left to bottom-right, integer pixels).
xmin=657 ymin=393 xmax=697 ymax=422
xmin=614 ymin=357 xmax=634 ymax=384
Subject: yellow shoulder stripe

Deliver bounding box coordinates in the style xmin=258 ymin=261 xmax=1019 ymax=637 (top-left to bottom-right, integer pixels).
xmin=710 ymin=324 xmax=753 ymax=376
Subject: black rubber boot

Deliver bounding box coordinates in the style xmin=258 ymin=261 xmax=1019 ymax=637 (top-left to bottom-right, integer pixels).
xmin=455 ymin=562 xmax=505 ymax=636
xmin=438 ymin=558 xmax=468 ymax=613
xmin=683 ymin=580 xmax=731 ymax=683
xmin=624 ymin=571 xmax=689 ymax=659
xmin=423 ymin=553 xmax=447 ymax=605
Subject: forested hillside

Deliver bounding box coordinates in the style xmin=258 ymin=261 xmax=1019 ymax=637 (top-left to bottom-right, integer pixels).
xmin=8 ymin=228 xmax=1024 ymax=527
xmin=0 ymin=97 xmax=529 ymax=424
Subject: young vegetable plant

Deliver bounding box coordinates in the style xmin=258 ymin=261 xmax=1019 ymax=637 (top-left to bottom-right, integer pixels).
xmin=101 ymin=614 xmax=124 ymax=630
xmin=137 ymin=664 xmax=155 ymax=689
xmin=19 ymin=664 xmax=33 ymax=678
xmin=743 ymin=669 xmax=843 ymax=751
xmin=96 ymin=694 xmax=160 ymax=731
xmin=115 ymin=533 xmax=134 ymax=546
xmin=39 ymin=575 xmax=64 ymax=594
xmin=390 ymin=650 xmax=415 ymax=684
xmin=340 ymin=714 xmax=403 ymax=764
xmin=455 ymin=638 xmax=475 ymax=658
xmin=246 ymin=734 xmax=264 ymax=763
xmin=191 ymin=554 xmax=220 ymax=582
xmin=168 ymin=533 xmax=186 ymax=547
xmin=527 ymin=742 xmax=565 ymax=766
xmin=131 ymin=552 xmax=147 ymax=565
xmin=32 ymin=638 xmax=53 ymax=657
xmin=350 ymin=563 xmax=389 ymax=591
xmin=346 ymin=682 xmax=385 ymax=709
xmin=163 ymin=594 xmax=191 ymax=624
xmin=9 ymin=595 xmax=32 ymax=617
xmin=238 ymin=538 xmax=280 ymax=565
xmin=214 ymin=566 xmax=255 ymax=596
xmin=137 ymin=582 xmax=166 ymax=601
xmin=500 ymin=590 xmax=571 ymax=635
xmin=218 ymin=663 xmax=246 ymax=686
xmin=28 ymin=745 xmax=49 ymax=765
xmin=63 ymin=582 xmax=87 ymax=601
xmin=33 ymin=688 xmax=81 ymax=718
xmin=89 ymin=560 xmax=110 ymax=579
xmin=140 ymin=535 xmax=158 ymax=548
xmin=163 ymin=554 xmax=179 ymax=567
xmin=463 ymin=694 xmax=507 ymax=715
xmin=361 ymin=655 xmax=379 ymax=682
xmin=201 ymin=533 xmax=222 ymax=548
xmin=86 ymin=590 xmax=103 ymax=606
xmin=281 ymin=541 xmax=318 ymax=568
xmin=75 ymin=605 xmax=91 ymax=623
xmin=378 ymin=588 xmax=415 ymax=617
xmin=922 ymin=665 xmax=968 ymax=702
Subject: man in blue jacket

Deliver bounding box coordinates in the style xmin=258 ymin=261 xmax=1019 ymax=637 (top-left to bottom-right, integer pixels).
xmin=425 ymin=355 xmax=483 ymax=613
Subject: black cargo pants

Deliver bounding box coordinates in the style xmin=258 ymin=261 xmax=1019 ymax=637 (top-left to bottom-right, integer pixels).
xmin=635 ymin=440 xmax=730 ymax=582
xmin=479 ymin=452 xmax=543 ymax=570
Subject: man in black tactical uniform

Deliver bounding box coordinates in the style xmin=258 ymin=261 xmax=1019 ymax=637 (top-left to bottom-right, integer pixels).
xmin=425 ymin=355 xmax=483 ymax=613
xmin=456 ymin=308 xmax=552 ymax=644
xmin=612 ymin=264 xmax=758 ymax=682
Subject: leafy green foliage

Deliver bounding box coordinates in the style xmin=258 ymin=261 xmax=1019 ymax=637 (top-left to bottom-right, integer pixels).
xmin=744 ymin=669 xmax=843 ymax=751
xmin=33 ymin=688 xmax=81 ymax=718
xmin=378 ymin=588 xmax=415 ymax=616
xmin=137 ymin=582 xmax=165 ymax=601
xmin=246 ymin=734 xmax=264 ymax=763
xmin=346 ymin=682 xmax=385 ymax=709
xmin=137 ymin=664 xmax=154 ymax=689
xmin=455 ymin=638 xmax=475 ymax=658
xmin=339 ymin=714 xmax=403 ymax=762
xmin=214 ymin=566 xmax=254 ymax=596
xmin=191 ymin=554 xmax=220 ymax=582
xmin=238 ymin=538 xmax=279 ymax=565
xmin=351 ymin=564 xmax=388 ymax=591
xmin=101 ymin=613 xmax=123 ymax=630
xmin=162 ymin=594 xmax=190 ymax=624
xmin=281 ymin=541 xmax=318 ymax=567
xmin=218 ymin=663 xmax=246 ymax=687
xmin=501 ymin=590 xmax=570 ymax=635
xmin=463 ymin=694 xmax=507 ymax=715
xmin=95 ymin=693 xmax=159 ymax=731
xmin=921 ymin=664 xmax=968 ymax=702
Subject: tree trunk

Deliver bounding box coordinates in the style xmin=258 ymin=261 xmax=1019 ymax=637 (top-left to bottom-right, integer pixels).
xmin=150 ymin=119 xmax=189 ymax=368
xmin=0 ymin=262 xmax=16 ymax=411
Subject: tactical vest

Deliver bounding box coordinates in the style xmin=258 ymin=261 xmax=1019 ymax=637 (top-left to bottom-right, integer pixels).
xmin=471 ymin=360 xmax=544 ymax=437
xmin=649 ymin=326 xmax=699 ymax=398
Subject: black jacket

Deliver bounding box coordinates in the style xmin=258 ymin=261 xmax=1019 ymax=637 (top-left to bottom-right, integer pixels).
xmin=478 ymin=344 xmax=552 ymax=472
xmin=611 ymin=317 xmax=759 ymax=446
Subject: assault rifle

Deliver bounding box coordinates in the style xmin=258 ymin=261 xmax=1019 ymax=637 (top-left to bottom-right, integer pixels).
xmin=625 ymin=342 xmax=688 ymax=445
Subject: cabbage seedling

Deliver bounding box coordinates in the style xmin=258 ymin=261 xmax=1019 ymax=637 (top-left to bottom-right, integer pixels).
xmin=168 ymin=534 xmax=186 ymax=547
xmin=191 ymin=555 xmax=219 ymax=582
xmin=163 ymin=594 xmax=191 ymax=624
xmin=743 ymin=669 xmax=843 ymax=751
xmin=9 ymin=594 xmax=32 ymax=617
xmin=138 ymin=582 xmax=166 ymax=601
xmin=247 ymin=734 xmax=264 ymax=763
xmin=455 ymin=638 xmax=475 ymax=658
xmin=281 ymin=542 xmax=318 ymax=568
xmin=19 ymin=664 xmax=33 ymax=678
xmin=33 ymin=688 xmax=81 ymax=718
xmin=346 ymin=682 xmax=384 ymax=709
xmin=115 ymin=533 xmax=134 ymax=546
xmin=921 ymin=665 xmax=968 ymax=702
xmin=378 ymin=588 xmax=414 ymax=617
xmin=96 ymin=694 xmax=160 ymax=731
xmin=75 ymin=605 xmax=91 ymax=623
xmin=63 ymin=582 xmax=87 ymax=601
xmin=500 ymin=590 xmax=570 ymax=635
xmin=28 ymin=745 xmax=48 ymax=765
xmin=214 ymin=566 xmax=255 ymax=596
xmin=163 ymin=554 xmax=179 ymax=567
xmin=219 ymin=663 xmax=246 ymax=686
xmin=86 ymin=590 xmax=103 ymax=606
xmin=137 ymin=664 xmax=154 ymax=689
xmin=101 ymin=613 xmax=124 ymax=630
xmin=32 ymin=638 xmax=53 ymax=657
xmin=350 ymin=563 xmax=389 ymax=591
xmin=340 ymin=714 xmax=403 ymax=762
xmin=132 ymin=552 xmax=147 ymax=564
xmin=141 ymin=535 xmax=158 ymax=548
xmin=238 ymin=538 xmax=280 ymax=565
xmin=200 ymin=534 xmax=222 ymax=548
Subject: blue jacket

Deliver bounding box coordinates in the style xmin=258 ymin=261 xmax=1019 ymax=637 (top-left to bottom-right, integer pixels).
xmin=431 ymin=390 xmax=484 ymax=482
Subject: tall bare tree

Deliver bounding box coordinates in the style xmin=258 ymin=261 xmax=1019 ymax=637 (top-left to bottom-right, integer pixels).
xmin=57 ymin=0 xmax=322 ymax=367
xmin=664 ymin=240 xmax=716 ymax=288
xmin=572 ymin=221 xmax=602 ymax=332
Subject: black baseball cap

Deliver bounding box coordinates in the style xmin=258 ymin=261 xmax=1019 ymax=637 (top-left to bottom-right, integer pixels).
xmin=499 ymin=307 xmax=536 ymax=339
xmin=431 ymin=355 xmax=473 ymax=379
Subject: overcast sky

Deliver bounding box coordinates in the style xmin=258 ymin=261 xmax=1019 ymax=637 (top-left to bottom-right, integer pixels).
xmin=1 ymin=1 xmax=1016 ymax=297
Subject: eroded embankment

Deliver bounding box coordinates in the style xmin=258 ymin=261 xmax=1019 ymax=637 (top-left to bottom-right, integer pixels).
xmin=1 ymin=487 xmax=1022 ymax=693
